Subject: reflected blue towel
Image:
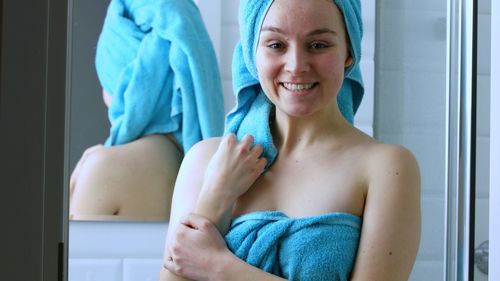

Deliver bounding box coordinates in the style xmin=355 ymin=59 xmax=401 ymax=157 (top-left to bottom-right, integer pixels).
xmin=225 ymin=211 xmax=362 ymax=281
xmin=225 ymin=0 xmax=364 ymax=168
xmin=95 ymin=0 xmax=224 ymax=152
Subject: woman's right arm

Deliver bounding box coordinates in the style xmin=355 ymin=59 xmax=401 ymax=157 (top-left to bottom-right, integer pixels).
xmin=160 ymin=134 xmax=267 ymax=281
xmin=159 ymin=137 xmax=222 ymax=281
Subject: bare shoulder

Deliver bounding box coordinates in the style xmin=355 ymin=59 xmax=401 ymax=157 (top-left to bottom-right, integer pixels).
xmin=165 ymin=137 xmax=223 ymax=244
xmin=350 ymin=142 xmax=421 ymax=280
xmin=364 ymin=142 xmax=420 ymax=189
xmin=182 ymin=137 xmax=222 ymax=166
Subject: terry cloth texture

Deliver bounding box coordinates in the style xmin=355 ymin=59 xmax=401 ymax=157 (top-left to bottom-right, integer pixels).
xmin=225 ymin=0 xmax=364 ymax=168
xmin=95 ymin=0 xmax=224 ymax=152
xmin=225 ymin=211 xmax=362 ymax=281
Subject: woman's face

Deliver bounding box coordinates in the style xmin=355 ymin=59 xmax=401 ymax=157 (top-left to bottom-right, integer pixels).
xmin=256 ymin=0 xmax=352 ymax=117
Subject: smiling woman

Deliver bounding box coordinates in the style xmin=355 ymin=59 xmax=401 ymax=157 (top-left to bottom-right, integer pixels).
xmin=159 ymin=0 xmax=421 ymax=281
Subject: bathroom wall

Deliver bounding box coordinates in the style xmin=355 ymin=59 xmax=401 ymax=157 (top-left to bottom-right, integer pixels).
xmin=68 ymin=1 xmax=375 ymax=280
xmin=490 ymin=1 xmax=500 ymax=279
xmin=375 ymin=1 xmax=448 ymax=280
xmin=375 ymin=0 xmax=491 ymax=280
xmin=475 ymin=0 xmax=491 ymax=280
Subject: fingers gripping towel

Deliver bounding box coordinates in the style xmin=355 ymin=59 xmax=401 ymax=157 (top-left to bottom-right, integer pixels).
xmin=225 ymin=211 xmax=362 ymax=280
xmin=225 ymin=0 xmax=364 ymax=168
xmin=96 ymin=0 xmax=224 ymax=152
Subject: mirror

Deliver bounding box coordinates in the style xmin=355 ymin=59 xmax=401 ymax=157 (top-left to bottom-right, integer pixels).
xmin=67 ymin=0 xmax=491 ymax=280
xmin=68 ymin=0 xmax=220 ymax=222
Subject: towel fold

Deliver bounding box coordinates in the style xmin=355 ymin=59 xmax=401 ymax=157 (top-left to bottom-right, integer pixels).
xmin=225 ymin=211 xmax=362 ymax=281
xmin=95 ymin=0 xmax=224 ymax=152
xmin=225 ymin=0 xmax=364 ymax=168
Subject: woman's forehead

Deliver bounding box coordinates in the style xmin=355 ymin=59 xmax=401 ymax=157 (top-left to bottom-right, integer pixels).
xmin=261 ymin=0 xmax=346 ymax=34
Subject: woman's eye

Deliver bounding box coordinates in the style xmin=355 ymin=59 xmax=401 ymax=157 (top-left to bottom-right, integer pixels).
xmin=310 ymin=42 xmax=329 ymax=49
xmin=267 ymin=42 xmax=284 ymax=49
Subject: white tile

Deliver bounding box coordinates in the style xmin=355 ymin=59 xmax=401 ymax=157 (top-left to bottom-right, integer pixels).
xmin=355 ymin=59 xmax=374 ymax=126
xmin=478 ymin=0 xmax=492 ymax=15
xmin=220 ymin=25 xmax=240 ymax=80
xmin=475 ymin=198 xmax=490 ymax=247
xmin=378 ymin=0 xmax=447 ymax=12
xmin=123 ymin=259 xmax=164 ymax=281
xmin=474 ymin=198 xmax=489 ymax=281
xmin=361 ymin=1 xmax=375 ymax=58
xmin=69 ymin=221 xmax=168 ymax=259
xmin=476 ymin=137 xmax=490 ymax=198
xmin=478 ymin=14 xmax=492 ymax=75
xmin=418 ymin=197 xmax=446 ymax=258
xmin=222 ymin=80 xmax=236 ymax=114
xmin=374 ymin=69 xmax=447 ymax=134
xmin=222 ymin=0 xmax=240 ymax=25
xmin=68 ymin=259 xmax=122 ymax=281
xmin=377 ymin=8 xmax=448 ymax=72
xmin=474 ymin=268 xmax=489 ymax=281
xmin=477 ymin=74 xmax=491 ymax=137
xmin=409 ymin=259 xmax=444 ymax=281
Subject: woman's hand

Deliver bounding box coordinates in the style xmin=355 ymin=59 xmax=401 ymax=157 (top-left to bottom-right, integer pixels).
xmin=165 ymin=213 xmax=233 ymax=281
xmin=202 ymin=133 xmax=267 ymax=204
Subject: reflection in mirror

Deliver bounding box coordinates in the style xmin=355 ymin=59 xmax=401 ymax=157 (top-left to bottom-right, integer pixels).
xmin=68 ymin=0 xmax=224 ymax=221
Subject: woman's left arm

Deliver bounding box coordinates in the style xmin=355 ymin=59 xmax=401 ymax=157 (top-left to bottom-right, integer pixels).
xmin=165 ymin=213 xmax=287 ymax=281
xmin=350 ymin=144 xmax=421 ymax=281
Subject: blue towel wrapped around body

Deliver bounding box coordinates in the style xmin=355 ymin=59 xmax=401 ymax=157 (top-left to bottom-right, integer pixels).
xmin=95 ymin=0 xmax=224 ymax=152
xmin=225 ymin=211 xmax=362 ymax=281
xmin=225 ymin=0 xmax=364 ymax=168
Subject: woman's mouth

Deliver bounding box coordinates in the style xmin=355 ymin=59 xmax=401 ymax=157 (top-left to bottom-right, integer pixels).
xmin=281 ymin=82 xmax=318 ymax=92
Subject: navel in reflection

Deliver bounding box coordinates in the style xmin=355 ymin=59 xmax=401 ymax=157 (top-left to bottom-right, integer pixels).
xmin=69 ymin=0 xmax=224 ymax=221
xmin=159 ymin=0 xmax=421 ymax=280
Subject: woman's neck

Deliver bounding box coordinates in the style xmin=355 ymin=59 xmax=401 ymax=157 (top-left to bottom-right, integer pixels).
xmin=271 ymin=105 xmax=352 ymax=155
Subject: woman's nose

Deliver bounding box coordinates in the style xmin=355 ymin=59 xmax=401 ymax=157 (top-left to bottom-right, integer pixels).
xmin=284 ymin=48 xmax=310 ymax=74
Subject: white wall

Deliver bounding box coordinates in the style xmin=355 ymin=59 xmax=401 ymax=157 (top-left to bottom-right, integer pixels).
xmin=489 ymin=0 xmax=499 ymax=279
xmin=375 ymin=1 xmax=448 ymax=280
xmin=376 ymin=0 xmax=492 ymax=280
xmin=475 ymin=0 xmax=491 ymax=280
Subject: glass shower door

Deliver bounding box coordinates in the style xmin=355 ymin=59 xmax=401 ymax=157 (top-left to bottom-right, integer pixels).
xmin=375 ymin=0 xmax=487 ymax=280
xmin=376 ymin=1 xmax=448 ymax=279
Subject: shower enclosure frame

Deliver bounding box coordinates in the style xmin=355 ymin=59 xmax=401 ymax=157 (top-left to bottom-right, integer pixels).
xmin=445 ymin=0 xmax=479 ymax=280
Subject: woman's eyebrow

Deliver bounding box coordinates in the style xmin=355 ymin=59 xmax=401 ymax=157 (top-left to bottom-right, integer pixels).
xmin=261 ymin=26 xmax=338 ymax=37
xmin=307 ymin=28 xmax=338 ymax=37
xmin=261 ymin=26 xmax=285 ymax=34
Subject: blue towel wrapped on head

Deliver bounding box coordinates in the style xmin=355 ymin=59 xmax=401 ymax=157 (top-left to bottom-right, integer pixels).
xmin=95 ymin=0 xmax=224 ymax=152
xmin=225 ymin=0 xmax=364 ymax=168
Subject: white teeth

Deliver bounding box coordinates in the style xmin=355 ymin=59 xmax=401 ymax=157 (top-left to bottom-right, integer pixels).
xmin=283 ymin=83 xmax=315 ymax=91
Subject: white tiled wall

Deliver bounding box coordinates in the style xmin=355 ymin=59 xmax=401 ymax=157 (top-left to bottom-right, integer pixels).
xmin=376 ymin=0 xmax=491 ymax=280
xmin=490 ymin=1 xmax=500 ymax=279
xmin=475 ymin=0 xmax=491 ymax=280
xmin=69 ymin=221 xmax=168 ymax=281
xmin=375 ymin=1 xmax=448 ymax=281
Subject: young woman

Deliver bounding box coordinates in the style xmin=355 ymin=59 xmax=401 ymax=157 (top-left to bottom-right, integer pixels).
xmin=160 ymin=0 xmax=421 ymax=280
